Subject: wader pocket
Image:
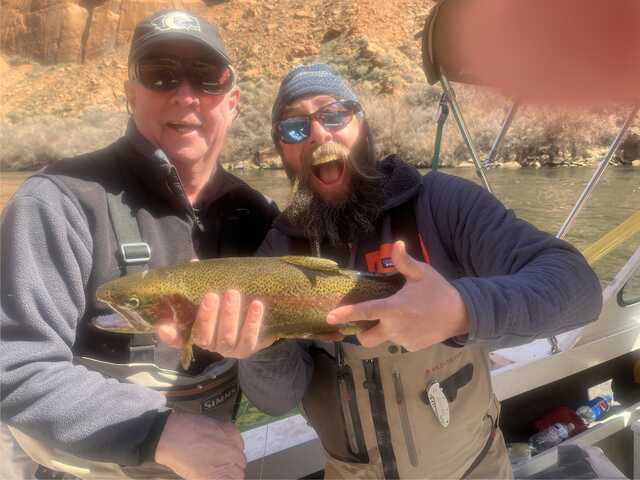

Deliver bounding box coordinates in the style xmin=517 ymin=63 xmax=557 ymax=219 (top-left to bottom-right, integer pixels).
xmin=302 ymin=348 xmax=369 ymax=464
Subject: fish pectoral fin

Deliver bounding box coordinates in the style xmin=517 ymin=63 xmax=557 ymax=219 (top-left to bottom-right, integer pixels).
xmin=281 ymin=256 xmax=340 ymax=273
xmin=180 ymin=336 xmax=194 ymax=371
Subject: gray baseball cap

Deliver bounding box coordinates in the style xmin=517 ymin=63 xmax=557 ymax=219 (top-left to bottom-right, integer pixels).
xmin=128 ymin=10 xmax=232 ymax=65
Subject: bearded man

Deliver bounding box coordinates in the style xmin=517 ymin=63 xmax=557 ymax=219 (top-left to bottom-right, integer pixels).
xmin=167 ymin=64 xmax=602 ymax=479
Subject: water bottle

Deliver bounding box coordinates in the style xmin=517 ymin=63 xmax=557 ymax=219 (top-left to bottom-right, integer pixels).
xmin=576 ymin=395 xmax=613 ymax=424
xmin=507 ymin=442 xmax=533 ymax=466
xmin=529 ymin=422 xmax=575 ymax=454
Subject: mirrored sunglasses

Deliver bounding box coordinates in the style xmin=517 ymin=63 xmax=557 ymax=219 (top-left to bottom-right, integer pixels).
xmin=274 ymin=100 xmax=363 ymax=144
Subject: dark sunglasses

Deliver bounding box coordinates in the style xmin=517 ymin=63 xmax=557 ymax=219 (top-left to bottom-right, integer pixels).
xmin=274 ymin=100 xmax=363 ymax=144
xmin=131 ymin=57 xmax=235 ymax=95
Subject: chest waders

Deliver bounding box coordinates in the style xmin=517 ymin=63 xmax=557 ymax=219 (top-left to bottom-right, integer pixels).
xmin=300 ymin=201 xmax=512 ymax=479
xmin=78 ymin=186 xmax=242 ymax=422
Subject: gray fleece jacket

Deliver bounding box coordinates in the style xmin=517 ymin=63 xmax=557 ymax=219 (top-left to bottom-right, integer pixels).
xmin=0 ymin=123 xmax=277 ymax=465
xmin=239 ymin=156 xmax=603 ymax=416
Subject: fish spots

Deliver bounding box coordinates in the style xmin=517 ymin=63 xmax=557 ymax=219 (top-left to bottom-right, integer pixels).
xmin=95 ymin=256 xmax=403 ymax=341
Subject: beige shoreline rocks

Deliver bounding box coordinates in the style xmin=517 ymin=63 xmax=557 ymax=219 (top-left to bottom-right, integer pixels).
xmin=500 ymin=161 xmax=522 ymax=169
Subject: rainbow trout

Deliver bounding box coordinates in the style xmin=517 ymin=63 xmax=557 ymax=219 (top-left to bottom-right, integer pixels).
xmin=95 ymin=256 xmax=405 ymax=369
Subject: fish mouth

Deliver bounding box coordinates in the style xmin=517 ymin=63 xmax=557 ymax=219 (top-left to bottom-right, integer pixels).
xmin=93 ymin=304 xmax=154 ymax=334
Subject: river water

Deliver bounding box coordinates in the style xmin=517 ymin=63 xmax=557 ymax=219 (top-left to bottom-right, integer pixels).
xmin=1 ymin=167 xmax=639 ymax=292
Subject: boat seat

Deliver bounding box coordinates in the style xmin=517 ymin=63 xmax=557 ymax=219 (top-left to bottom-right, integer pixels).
xmin=522 ymin=445 xmax=628 ymax=480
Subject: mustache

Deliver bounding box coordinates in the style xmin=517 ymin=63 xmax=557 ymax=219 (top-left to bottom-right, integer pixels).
xmin=300 ymin=140 xmax=378 ymax=182
xmin=308 ymin=142 xmax=350 ymax=166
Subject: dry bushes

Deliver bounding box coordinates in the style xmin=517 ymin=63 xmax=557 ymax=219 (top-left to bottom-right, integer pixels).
xmin=1 ymin=108 xmax=127 ymax=170
xmin=1 ymin=81 xmax=635 ymax=171
xmin=362 ymin=84 xmax=632 ymax=168
xmin=219 ymin=79 xmax=279 ymax=166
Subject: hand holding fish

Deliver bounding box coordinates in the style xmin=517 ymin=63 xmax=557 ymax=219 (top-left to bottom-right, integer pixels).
xmin=327 ymin=241 xmax=470 ymax=352
xmin=155 ymin=411 xmax=246 ymax=480
xmin=157 ymin=290 xmax=277 ymax=358
xmin=95 ymin=255 xmax=402 ymax=368
xmin=168 ymin=290 xmax=343 ymax=358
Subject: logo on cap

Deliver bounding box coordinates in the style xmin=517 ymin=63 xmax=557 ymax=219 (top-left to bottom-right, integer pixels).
xmin=152 ymin=12 xmax=201 ymax=33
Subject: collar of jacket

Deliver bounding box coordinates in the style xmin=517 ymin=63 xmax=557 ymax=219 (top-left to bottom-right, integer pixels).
xmin=272 ymin=154 xmax=423 ymax=239
xmin=122 ymin=119 xmax=254 ymax=216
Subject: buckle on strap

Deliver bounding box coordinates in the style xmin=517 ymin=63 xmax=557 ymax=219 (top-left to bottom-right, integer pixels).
xmin=120 ymin=242 xmax=151 ymax=265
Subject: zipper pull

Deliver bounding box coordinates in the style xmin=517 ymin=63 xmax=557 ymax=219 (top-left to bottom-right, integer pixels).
xmin=392 ymin=369 xmax=404 ymax=404
xmin=363 ymin=359 xmax=376 ymax=391
xmin=336 ymin=342 xmax=345 ymax=368
xmin=166 ymin=167 xmax=204 ymax=231
xmin=191 ymin=207 xmax=205 ymax=232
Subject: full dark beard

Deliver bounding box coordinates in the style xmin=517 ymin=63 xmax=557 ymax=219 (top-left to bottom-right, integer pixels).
xmin=283 ymin=144 xmax=383 ymax=246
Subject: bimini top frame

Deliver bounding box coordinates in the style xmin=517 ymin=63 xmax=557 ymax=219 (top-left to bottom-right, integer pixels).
xmin=421 ymin=0 xmax=639 ymax=355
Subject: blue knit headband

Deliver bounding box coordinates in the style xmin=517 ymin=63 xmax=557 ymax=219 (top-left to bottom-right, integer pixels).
xmin=271 ymin=64 xmax=359 ymax=123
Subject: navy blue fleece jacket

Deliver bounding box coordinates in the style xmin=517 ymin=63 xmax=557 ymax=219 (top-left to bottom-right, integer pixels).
xmin=239 ymin=156 xmax=603 ymax=415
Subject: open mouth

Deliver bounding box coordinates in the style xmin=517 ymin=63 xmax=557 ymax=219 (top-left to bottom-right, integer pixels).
xmin=92 ymin=305 xmax=154 ymax=334
xmin=309 ymin=143 xmax=350 ymax=186
xmin=311 ymin=157 xmax=345 ymax=185
xmin=167 ymin=121 xmax=201 ymax=133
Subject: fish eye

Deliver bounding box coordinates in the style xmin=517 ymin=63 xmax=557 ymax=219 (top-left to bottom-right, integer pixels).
xmin=124 ymin=297 xmax=140 ymax=309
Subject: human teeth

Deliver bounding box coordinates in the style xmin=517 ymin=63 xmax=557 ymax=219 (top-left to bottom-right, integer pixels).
xmin=169 ymin=123 xmax=198 ymax=131
xmin=312 ymin=156 xmax=339 ymax=166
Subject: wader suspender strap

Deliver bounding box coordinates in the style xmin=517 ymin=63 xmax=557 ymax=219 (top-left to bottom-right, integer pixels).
xmin=106 ymin=190 xmax=151 ymax=275
xmin=105 ymin=189 xmax=155 ymax=362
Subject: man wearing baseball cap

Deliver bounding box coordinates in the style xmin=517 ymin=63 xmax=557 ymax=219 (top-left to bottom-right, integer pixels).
xmin=0 ymin=10 xmax=277 ymax=479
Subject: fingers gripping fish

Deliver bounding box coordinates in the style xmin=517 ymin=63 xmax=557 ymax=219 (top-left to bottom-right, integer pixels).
xmin=95 ymin=256 xmax=404 ymax=369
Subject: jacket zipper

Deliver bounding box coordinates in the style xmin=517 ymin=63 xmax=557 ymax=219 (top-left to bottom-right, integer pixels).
xmin=166 ymin=167 xmax=205 ymax=232
xmin=335 ymin=344 xmax=369 ymax=462
xmin=191 ymin=206 xmax=205 ymax=232
xmin=363 ymin=359 xmax=399 ymax=479
xmin=391 ymin=368 xmax=418 ymax=467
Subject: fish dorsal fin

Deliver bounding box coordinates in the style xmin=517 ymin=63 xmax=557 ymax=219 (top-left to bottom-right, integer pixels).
xmin=281 ymin=256 xmax=340 ymax=273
